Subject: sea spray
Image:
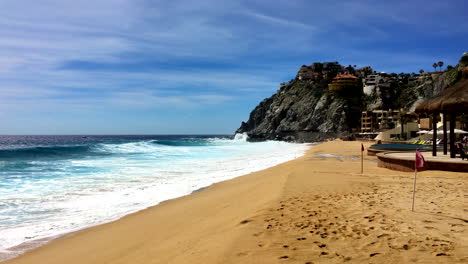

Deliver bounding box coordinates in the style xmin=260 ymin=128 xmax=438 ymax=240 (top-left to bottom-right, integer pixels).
xmin=233 ymin=132 xmax=249 ymax=142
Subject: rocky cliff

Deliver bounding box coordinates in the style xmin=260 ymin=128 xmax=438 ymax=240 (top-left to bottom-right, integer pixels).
xmin=405 ymin=59 xmax=467 ymax=111
xmin=236 ymin=55 xmax=467 ymax=142
xmin=236 ymin=80 xmax=362 ymax=142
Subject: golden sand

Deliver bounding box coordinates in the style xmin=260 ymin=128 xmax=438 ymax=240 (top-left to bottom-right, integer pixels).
xmin=4 ymin=140 xmax=467 ymax=264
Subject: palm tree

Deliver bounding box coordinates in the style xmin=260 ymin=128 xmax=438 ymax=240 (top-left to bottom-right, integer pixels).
xmin=437 ymin=61 xmax=444 ymax=71
xmin=432 ymin=63 xmax=438 ymax=72
xmin=419 ymin=69 xmax=424 ymax=74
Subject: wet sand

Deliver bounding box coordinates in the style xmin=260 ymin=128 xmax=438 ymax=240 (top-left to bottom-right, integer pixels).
xmin=4 ymin=140 xmax=467 ymax=263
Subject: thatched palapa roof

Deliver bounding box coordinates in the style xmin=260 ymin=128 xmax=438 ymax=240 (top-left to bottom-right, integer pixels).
xmin=415 ymin=67 xmax=468 ymax=114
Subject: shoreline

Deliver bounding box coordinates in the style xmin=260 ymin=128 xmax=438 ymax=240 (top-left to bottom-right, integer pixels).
xmin=4 ymin=140 xmax=467 ymax=263
xmin=1 ymin=142 xmax=313 ymax=263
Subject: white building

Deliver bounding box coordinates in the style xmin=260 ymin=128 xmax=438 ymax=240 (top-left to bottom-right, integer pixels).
xmin=363 ymin=74 xmax=384 ymax=95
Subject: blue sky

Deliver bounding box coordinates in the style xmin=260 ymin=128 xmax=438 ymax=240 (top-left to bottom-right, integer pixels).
xmin=1 ymin=0 xmax=467 ymax=135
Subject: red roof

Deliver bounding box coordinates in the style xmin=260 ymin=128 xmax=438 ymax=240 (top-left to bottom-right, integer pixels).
xmin=334 ymin=74 xmax=357 ymax=79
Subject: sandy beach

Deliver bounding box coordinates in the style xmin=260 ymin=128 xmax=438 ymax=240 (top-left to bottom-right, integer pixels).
xmin=4 ymin=140 xmax=467 ymax=264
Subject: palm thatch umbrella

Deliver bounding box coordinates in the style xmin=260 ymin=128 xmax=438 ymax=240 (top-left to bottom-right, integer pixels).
xmin=415 ymin=66 xmax=468 ymax=158
xmin=415 ymin=78 xmax=468 ymax=114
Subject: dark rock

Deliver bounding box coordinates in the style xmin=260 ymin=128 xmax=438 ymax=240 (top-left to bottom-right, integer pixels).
xmin=236 ymin=80 xmax=355 ymax=142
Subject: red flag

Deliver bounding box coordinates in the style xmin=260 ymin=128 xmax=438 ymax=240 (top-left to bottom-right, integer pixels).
xmin=361 ymin=143 xmax=364 ymax=152
xmin=415 ymin=149 xmax=425 ymax=169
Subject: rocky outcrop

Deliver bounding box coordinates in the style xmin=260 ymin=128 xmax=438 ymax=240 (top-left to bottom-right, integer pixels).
xmin=236 ymin=80 xmax=360 ymax=142
xmin=405 ymin=57 xmax=466 ymax=111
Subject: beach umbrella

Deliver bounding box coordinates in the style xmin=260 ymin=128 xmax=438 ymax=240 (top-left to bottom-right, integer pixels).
xmin=427 ymin=129 xmax=468 ymax=135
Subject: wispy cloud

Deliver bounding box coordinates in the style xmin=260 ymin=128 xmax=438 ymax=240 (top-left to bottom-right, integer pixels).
xmin=0 ymin=0 xmax=466 ymax=133
xmin=243 ymin=9 xmax=315 ymax=30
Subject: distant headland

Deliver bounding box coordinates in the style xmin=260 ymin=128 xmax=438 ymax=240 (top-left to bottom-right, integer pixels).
xmin=236 ymin=53 xmax=468 ymax=142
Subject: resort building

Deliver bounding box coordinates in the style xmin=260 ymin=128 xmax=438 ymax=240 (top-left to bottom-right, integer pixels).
xmin=362 ymin=73 xmax=400 ymax=95
xmin=361 ymin=110 xmax=400 ymax=132
xmin=419 ymin=114 xmax=465 ymax=131
xmin=328 ymin=74 xmax=359 ymax=92
xmin=361 ymin=110 xmax=421 ymax=140
xmin=296 ymin=65 xmax=321 ymax=81
xmin=363 ymin=74 xmax=383 ymax=95
xmin=354 ymin=66 xmax=373 ymax=79
xmin=418 ymin=113 xmax=436 ymax=130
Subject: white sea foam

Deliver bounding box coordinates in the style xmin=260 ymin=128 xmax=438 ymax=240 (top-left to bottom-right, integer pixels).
xmin=0 ymin=137 xmax=309 ymax=261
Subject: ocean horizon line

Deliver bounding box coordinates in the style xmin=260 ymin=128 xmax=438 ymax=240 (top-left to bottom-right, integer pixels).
xmin=0 ymin=134 xmax=233 ymax=137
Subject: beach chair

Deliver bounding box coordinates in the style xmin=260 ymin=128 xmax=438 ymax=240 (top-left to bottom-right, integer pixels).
xmin=456 ymin=142 xmax=463 ymax=153
xmin=456 ymin=143 xmax=466 ymax=160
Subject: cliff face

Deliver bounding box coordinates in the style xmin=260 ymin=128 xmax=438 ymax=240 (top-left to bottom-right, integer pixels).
xmin=236 ymin=81 xmax=359 ymax=142
xmin=366 ymin=61 xmax=466 ymax=112
xmin=406 ymin=61 xmax=466 ymax=111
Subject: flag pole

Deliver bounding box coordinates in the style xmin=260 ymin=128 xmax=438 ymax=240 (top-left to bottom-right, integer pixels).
xmin=411 ymin=168 xmax=417 ymax=211
xmin=412 ymin=148 xmax=425 ymax=212
xmin=361 ymin=143 xmax=364 ymax=174
xmin=361 ymin=149 xmax=363 ymax=174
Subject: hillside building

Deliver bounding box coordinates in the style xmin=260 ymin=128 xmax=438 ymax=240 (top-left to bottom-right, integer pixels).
xmin=328 ymin=74 xmax=359 ymax=92
xmin=322 ymin=61 xmax=340 ymax=70
xmin=296 ymin=65 xmax=321 ymax=80
xmin=363 ymin=74 xmax=384 ymax=95
xmin=361 ymin=110 xmax=400 ymax=132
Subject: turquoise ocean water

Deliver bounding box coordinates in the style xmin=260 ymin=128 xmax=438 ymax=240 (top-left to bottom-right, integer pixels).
xmin=0 ymin=134 xmax=308 ymax=260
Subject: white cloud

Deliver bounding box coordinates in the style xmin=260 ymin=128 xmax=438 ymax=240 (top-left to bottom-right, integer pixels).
xmin=0 ymin=0 xmax=466 ymax=130
xmin=242 ymin=9 xmax=315 ymax=30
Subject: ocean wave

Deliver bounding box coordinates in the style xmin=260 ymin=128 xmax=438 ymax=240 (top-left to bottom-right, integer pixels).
xmin=0 ymin=145 xmax=99 ymax=160
xmin=94 ymin=141 xmax=166 ymax=154
xmin=151 ymin=138 xmax=213 ymax=147
xmin=154 ymin=133 xmax=248 ymax=147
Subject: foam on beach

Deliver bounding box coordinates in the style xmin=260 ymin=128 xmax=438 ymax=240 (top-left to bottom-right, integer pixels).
xmin=0 ymin=135 xmax=309 ymax=261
